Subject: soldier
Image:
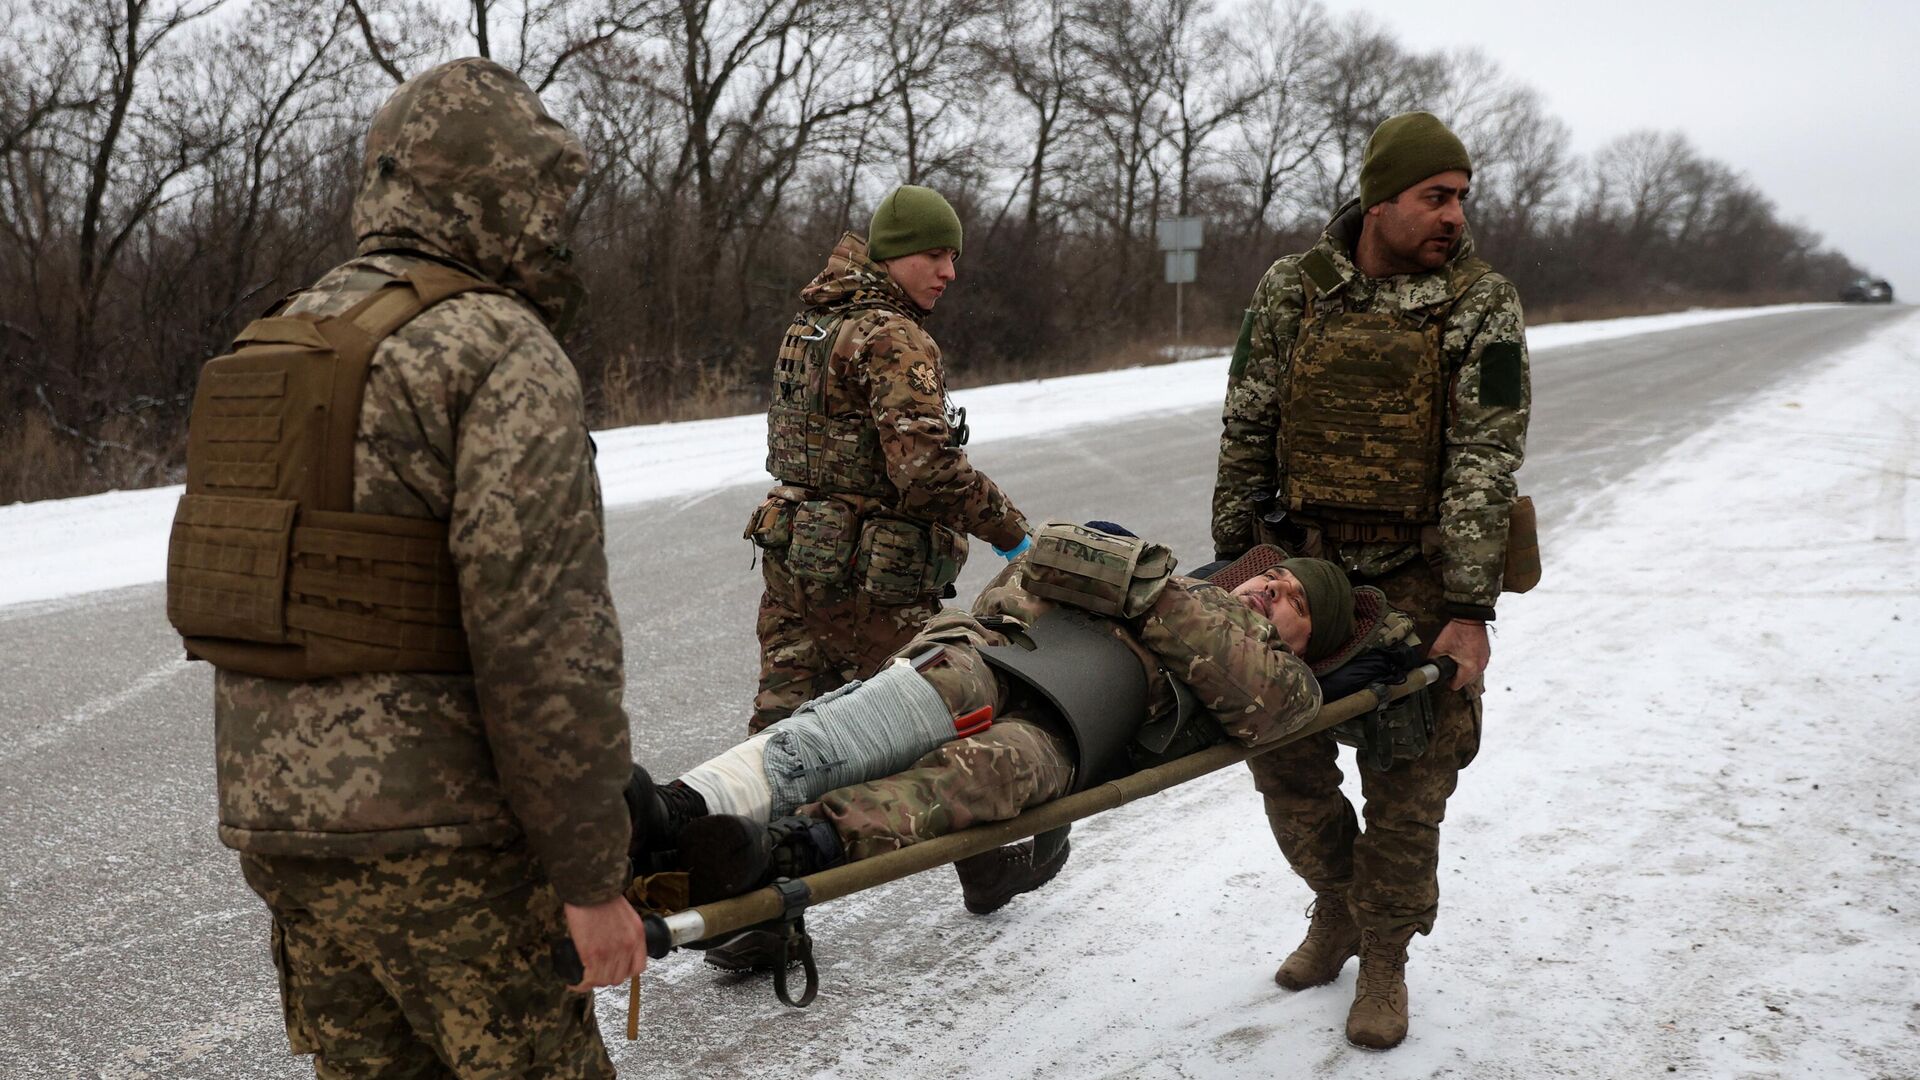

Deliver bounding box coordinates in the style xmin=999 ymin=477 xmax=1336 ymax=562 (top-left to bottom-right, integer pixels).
xmin=721 ymin=185 xmax=1033 ymax=969
xmin=746 ymin=184 xmax=1032 ymax=735
xmin=629 ymin=526 xmax=1420 ymax=919
xmin=165 ymin=60 xmax=642 ymax=1076
xmin=1210 ymin=111 xmax=1532 ymax=1050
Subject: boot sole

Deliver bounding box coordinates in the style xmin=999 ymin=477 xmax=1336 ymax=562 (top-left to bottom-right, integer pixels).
xmin=679 ymin=815 xmax=773 ymax=904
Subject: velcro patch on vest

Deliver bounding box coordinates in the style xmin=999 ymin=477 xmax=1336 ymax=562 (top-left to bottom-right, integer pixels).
xmin=1479 ymin=341 xmax=1525 ymax=408
xmin=1298 ymin=249 xmax=1344 ymax=295
xmin=1229 ymin=308 xmax=1256 ymax=380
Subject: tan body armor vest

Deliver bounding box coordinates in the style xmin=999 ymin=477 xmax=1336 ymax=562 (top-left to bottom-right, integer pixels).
xmin=765 ymin=311 xmax=894 ymax=498
xmin=166 ymin=263 xmax=505 ymax=679
xmin=1278 ymin=252 xmax=1490 ymax=541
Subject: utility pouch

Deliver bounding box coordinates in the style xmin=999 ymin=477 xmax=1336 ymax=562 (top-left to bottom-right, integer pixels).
xmin=855 ymin=517 xmax=933 ymax=604
xmin=744 ymin=487 xmax=806 ymax=550
xmin=167 ymin=493 xmax=299 ymax=643
xmin=1023 ymin=521 xmax=1177 ymax=618
xmin=787 ymin=499 xmax=858 ymax=584
xmin=1502 ymin=495 xmax=1541 ymax=593
xmin=1330 ymin=684 xmax=1435 ymax=771
xmin=924 ymin=522 xmax=966 ymax=596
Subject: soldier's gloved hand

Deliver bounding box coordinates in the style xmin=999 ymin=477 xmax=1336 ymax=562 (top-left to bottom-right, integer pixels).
xmin=1316 ymin=646 xmax=1419 ymax=702
xmin=994 ymin=535 xmax=1032 ymax=561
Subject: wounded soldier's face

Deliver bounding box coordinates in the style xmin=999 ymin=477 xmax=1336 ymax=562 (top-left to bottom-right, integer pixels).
xmin=1231 ymin=567 xmax=1312 ymax=656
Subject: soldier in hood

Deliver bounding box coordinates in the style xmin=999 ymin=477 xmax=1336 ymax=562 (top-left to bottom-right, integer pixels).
xmin=1210 ymin=111 xmax=1534 ymax=1050
xmin=167 ymin=59 xmax=640 ymax=1075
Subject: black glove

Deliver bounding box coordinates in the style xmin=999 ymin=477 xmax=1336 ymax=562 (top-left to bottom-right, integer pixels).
xmin=1316 ymin=645 xmax=1420 ymax=702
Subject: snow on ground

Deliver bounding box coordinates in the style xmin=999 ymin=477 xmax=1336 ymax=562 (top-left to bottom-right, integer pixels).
xmin=0 ymin=302 xmax=1836 ymax=612
xmin=615 ymin=307 xmax=1919 ymax=1078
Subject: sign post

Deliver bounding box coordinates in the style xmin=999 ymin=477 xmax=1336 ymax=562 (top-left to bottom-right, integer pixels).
xmin=1156 ymin=217 xmax=1204 ymax=351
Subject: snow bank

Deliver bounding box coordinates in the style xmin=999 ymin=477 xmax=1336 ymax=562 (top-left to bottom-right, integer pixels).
xmin=0 ymin=303 xmax=1837 ymax=611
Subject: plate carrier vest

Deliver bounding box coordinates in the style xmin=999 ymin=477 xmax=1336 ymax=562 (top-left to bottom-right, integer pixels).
xmin=1278 ymin=248 xmax=1491 ymax=543
xmin=765 ymin=311 xmax=895 ymax=498
xmin=165 ymin=263 xmax=507 ymax=680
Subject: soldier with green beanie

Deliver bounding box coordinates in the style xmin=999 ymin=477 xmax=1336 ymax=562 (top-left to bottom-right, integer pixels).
xmin=1211 ymin=109 xmax=1535 ymax=1050
xmin=731 ymin=183 xmax=1031 ymax=969
xmin=626 ymin=528 xmax=1423 ymax=929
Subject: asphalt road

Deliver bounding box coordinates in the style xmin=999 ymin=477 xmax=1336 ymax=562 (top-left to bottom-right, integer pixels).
xmin=0 ymin=303 xmax=1904 ymax=1078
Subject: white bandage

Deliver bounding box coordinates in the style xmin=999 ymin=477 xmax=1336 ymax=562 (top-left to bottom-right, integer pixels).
xmin=676 ymin=730 xmax=776 ymax=822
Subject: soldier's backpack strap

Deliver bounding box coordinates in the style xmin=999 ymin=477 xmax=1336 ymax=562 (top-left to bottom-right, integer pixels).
xmin=976 ymin=608 xmax=1150 ymax=791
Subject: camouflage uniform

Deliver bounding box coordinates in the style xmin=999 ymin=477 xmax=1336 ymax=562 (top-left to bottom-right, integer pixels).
xmin=211 ymin=60 xmax=626 ymax=1076
xmin=801 ymin=560 xmax=1324 ymax=860
xmin=1211 ymin=200 xmax=1529 ymax=943
xmin=749 ymin=233 xmax=1029 ymax=731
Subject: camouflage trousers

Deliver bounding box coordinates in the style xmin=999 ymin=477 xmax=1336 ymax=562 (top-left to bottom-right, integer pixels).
xmin=796 ymin=609 xmax=1074 ymax=860
xmin=1246 ymin=556 xmax=1483 ymax=940
xmin=239 ymin=844 xmax=613 ymax=1079
xmin=802 ymin=717 xmax=1075 ymax=861
xmin=749 ymin=546 xmax=942 ymax=733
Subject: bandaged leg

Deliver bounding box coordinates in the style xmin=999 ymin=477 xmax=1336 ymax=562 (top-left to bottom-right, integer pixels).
xmin=762 ymin=659 xmax=961 ymax=819
xmin=677 ymin=731 xmax=777 ymax=822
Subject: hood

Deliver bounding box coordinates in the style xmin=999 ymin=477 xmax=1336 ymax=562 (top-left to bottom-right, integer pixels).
xmin=352 ymin=57 xmax=588 ymax=331
xmin=798 ymin=232 xmax=925 ymax=320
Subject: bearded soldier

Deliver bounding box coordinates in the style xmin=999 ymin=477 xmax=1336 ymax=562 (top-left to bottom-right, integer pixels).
xmin=1211 ymin=112 xmax=1533 ymax=1050
xmin=166 ymin=60 xmax=642 ymax=1075
xmin=746 ymin=185 xmax=1032 ymax=736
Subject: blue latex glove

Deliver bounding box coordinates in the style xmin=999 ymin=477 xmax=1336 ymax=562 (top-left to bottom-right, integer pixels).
xmin=994 ymin=535 xmax=1032 ymax=561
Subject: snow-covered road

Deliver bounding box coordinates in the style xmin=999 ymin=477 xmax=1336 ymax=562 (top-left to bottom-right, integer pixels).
xmin=1 ymin=302 xmax=1913 ymax=1078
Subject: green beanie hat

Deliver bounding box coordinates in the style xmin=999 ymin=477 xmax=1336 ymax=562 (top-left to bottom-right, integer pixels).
xmin=868 ymin=185 xmax=963 ymax=262
xmin=1280 ymin=557 xmax=1355 ymax=663
xmin=1359 ymin=111 xmax=1472 ymax=208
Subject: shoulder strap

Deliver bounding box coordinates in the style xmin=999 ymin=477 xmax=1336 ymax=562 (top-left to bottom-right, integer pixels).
xmin=805 ymin=311 xmax=852 ymax=413
xmin=309 ymin=267 xmax=506 ymax=511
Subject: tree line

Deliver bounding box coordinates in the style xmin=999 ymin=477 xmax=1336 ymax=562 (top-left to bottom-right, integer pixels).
xmin=0 ymin=0 xmax=1867 ymax=504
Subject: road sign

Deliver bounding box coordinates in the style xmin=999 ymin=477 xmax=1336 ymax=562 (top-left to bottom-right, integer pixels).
xmin=1155 ymin=216 xmax=1204 ymax=252
xmin=1164 ymin=250 xmax=1196 ymax=284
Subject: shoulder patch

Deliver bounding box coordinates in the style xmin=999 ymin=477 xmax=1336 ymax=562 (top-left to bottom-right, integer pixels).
xmin=1479 ymin=341 xmax=1524 ymax=408
xmin=1228 ymin=309 xmax=1256 ymax=380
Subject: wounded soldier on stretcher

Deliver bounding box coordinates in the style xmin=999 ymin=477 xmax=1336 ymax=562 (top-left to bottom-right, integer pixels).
xmin=628 ymin=522 xmax=1428 ymax=926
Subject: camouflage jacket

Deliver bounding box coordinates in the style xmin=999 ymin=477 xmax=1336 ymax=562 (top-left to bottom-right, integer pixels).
xmin=213 ymin=60 xmax=632 ymax=907
xmin=967 ymin=562 xmax=1323 ymax=748
xmin=1212 ymin=201 xmax=1530 ymax=619
xmin=782 ymin=233 xmax=1029 ymax=550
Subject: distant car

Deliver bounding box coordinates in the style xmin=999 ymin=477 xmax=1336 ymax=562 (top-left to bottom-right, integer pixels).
xmin=1840 ymin=277 xmax=1894 ymax=303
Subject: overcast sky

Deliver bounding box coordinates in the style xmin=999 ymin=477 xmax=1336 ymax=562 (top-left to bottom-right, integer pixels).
xmin=1323 ymin=0 xmax=1920 ymax=298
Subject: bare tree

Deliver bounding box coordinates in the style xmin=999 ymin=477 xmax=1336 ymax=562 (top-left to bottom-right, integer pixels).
xmin=974 ymin=0 xmax=1081 ymax=236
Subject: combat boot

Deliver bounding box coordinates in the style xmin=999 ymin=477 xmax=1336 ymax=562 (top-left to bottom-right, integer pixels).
xmin=624 ymin=764 xmax=707 ymax=872
xmin=678 ymin=814 xmax=845 ymax=906
xmin=1345 ymin=929 xmax=1411 ymax=1050
xmin=1273 ymin=891 xmax=1360 ymax=990
xmin=954 ymin=828 xmax=1071 ymax=915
